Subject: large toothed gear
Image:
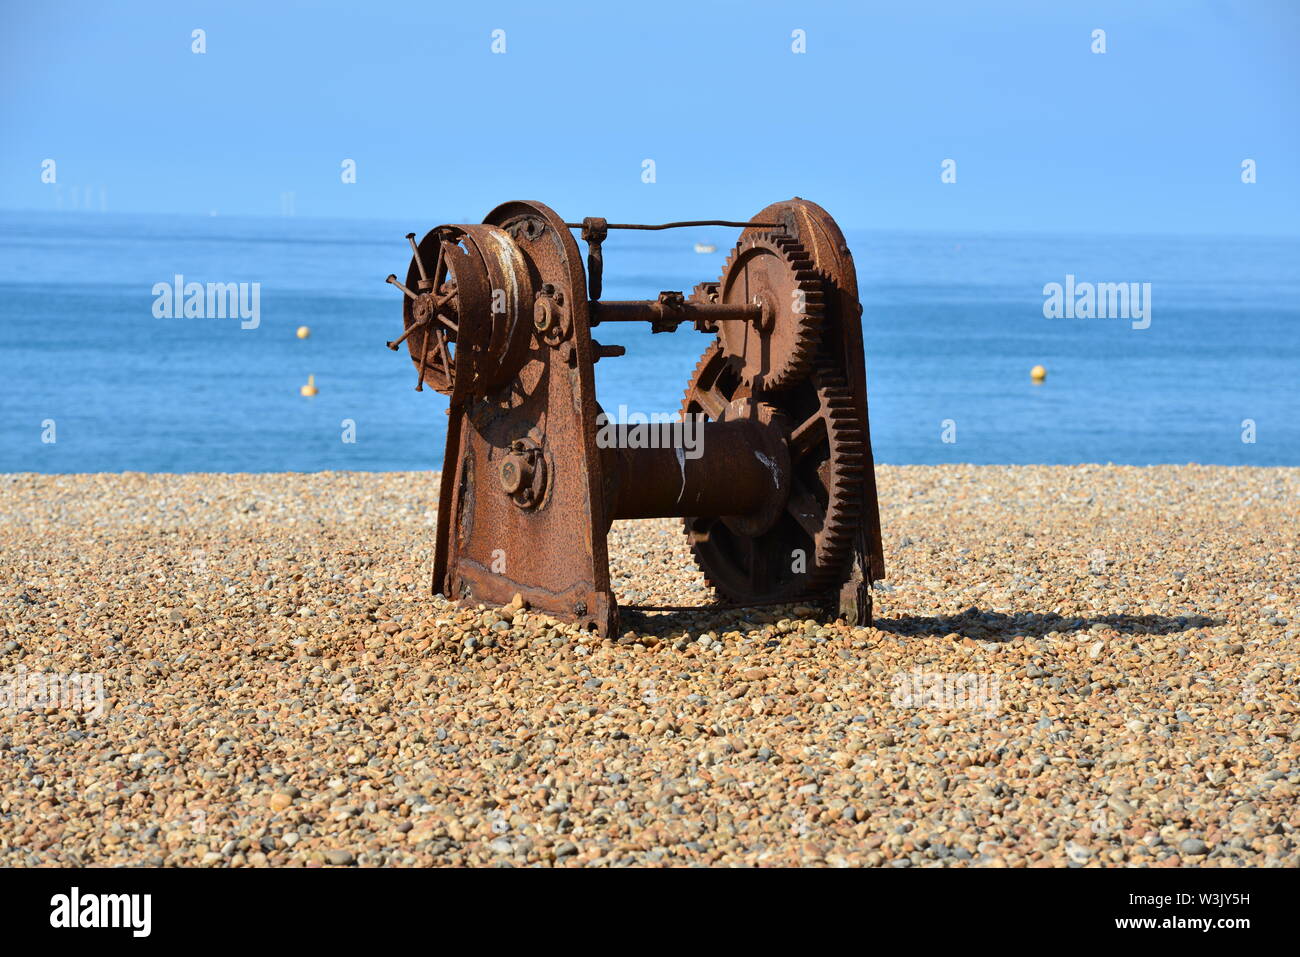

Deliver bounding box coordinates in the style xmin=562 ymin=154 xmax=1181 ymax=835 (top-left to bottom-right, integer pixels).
xmin=713 ymin=232 xmax=824 ymax=391
xmin=680 ymin=342 xmax=864 ymax=603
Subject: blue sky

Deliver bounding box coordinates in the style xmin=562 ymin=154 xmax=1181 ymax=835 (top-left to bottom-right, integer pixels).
xmin=2 ymin=0 xmax=1297 ymax=233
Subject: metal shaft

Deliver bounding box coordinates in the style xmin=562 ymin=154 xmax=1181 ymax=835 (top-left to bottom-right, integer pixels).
xmin=589 ymin=300 xmax=761 ymax=326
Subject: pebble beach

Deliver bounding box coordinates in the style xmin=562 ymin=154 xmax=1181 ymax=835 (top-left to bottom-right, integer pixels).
xmin=1 ymin=464 xmax=1297 ymax=867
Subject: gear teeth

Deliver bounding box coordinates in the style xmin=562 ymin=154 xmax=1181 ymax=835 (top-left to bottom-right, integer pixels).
xmin=805 ymin=358 xmax=867 ymax=590
xmin=689 ymin=281 xmax=720 ymax=305
xmin=713 ymin=232 xmax=824 ymax=391
xmin=679 ymin=340 xmax=725 ymax=418
xmin=678 ymin=346 xmax=866 ymax=602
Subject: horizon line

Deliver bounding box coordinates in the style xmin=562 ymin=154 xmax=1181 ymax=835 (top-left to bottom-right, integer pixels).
xmin=3 ymin=206 xmax=1299 ymax=243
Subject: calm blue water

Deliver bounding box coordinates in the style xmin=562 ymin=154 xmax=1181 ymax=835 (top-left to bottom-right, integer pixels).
xmin=2 ymin=210 xmax=1297 ymax=472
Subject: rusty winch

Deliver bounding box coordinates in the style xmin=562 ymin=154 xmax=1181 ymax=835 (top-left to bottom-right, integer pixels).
xmin=384 ymin=198 xmax=884 ymax=635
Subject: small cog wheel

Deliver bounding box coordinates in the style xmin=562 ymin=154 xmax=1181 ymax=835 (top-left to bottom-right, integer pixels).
xmin=714 ymin=232 xmax=824 ymax=391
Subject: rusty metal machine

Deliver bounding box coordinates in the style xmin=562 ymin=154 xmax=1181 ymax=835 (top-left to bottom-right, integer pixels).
xmin=384 ymin=198 xmax=884 ymax=635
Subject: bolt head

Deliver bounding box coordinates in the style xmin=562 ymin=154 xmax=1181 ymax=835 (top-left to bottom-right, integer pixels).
xmin=534 ymin=299 xmax=554 ymax=332
xmin=499 ymin=459 xmax=521 ymax=494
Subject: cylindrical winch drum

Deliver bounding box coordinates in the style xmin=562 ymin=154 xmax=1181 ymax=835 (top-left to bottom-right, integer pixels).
xmin=601 ymin=400 xmax=791 ymax=532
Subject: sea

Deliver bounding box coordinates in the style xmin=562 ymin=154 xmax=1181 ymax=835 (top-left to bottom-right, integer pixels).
xmin=2 ymin=210 xmax=1297 ymax=473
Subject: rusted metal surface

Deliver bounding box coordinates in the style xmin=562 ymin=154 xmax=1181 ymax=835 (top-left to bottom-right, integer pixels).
xmin=590 ymin=297 xmax=761 ymax=330
xmin=601 ymin=413 xmax=784 ymax=521
xmin=386 ymin=198 xmax=885 ymax=634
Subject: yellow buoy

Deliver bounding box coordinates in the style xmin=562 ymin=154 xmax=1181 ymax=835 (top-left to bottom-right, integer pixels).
xmin=296 ymin=325 xmax=311 ymax=339
xmin=300 ymin=374 xmax=318 ymax=397
xmin=1030 ymin=364 xmax=1047 ymax=384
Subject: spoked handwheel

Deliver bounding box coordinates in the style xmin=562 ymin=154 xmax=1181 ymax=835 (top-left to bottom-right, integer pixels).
xmin=385 ymin=225 xmax=535 ymax=400
xmin=681 ymin=342 xmax=863 ymax=602
xmin=385 ymin=228 xmax=465 ymax=395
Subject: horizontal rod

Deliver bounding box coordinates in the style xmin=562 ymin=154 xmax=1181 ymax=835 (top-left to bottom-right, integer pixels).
xmin=589 ymin=299 xmax=761 ymax=327
xmin=565 ymin=219 xmax=783 ymax=231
